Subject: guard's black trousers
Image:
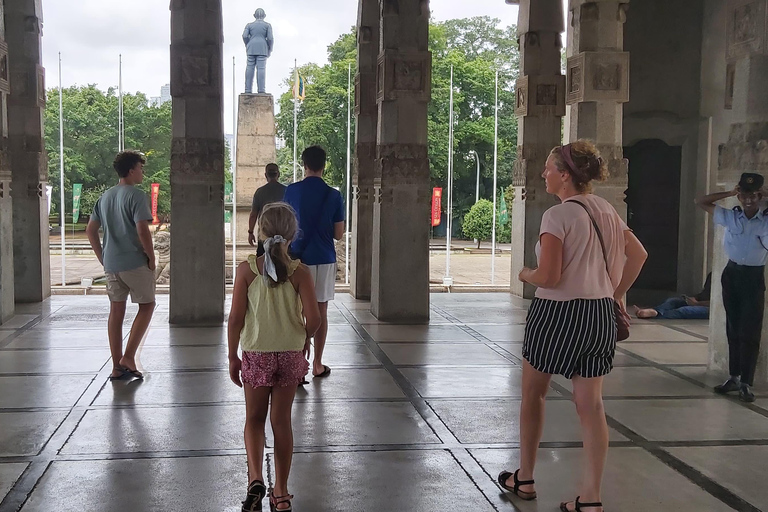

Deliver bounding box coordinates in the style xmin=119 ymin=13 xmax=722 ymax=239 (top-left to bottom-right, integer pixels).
xmin=721 ymin=261 xmax=765 ymax=386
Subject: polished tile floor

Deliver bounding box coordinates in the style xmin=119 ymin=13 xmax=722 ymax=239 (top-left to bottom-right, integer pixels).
xmin=0 ymin=294 xmax=766 ymax=512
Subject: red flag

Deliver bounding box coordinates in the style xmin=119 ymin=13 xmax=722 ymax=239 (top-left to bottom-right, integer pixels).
xmin=151 ymin=183 xmax=160 ymax=224
xmin=431 ymin=188 xmax=442 ymax=227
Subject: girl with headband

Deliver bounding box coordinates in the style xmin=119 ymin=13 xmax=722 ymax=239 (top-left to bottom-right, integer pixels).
xmin=228 ymin=202 xmax=321 ymax=512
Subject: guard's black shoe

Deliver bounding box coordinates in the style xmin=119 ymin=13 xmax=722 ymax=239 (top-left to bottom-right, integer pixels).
xmin=739 ymin=384 xmax=756 ymax=403
xmin=714 ymin=378 xmax=740 ymax=394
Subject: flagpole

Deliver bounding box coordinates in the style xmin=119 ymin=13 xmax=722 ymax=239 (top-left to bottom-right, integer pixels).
xmin=444 ymin=65 xmax=454 ymax=287
xmin=491 ymin=69 xmax=499 ymax=285
xmin=293 ymin=59 xmax=298 ymax=183
xmin=118 ymin=54 xmax=124 ymax=151
xmin=345 ymin=62 xmax=352 ymax=285
xmin=232 ymin=56 xmax=237 ymax=282
xmin=58 ymin=53 xmax=66 ymax=286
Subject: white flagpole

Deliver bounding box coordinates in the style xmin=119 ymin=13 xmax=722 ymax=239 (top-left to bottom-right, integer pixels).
xmin=58 ymin=53 xmax=66 ymax=286
xmin=293 ymin=59 xmax=298 ymax=183
xmin=444 ymin=65 xmax=454 ymax=286
xmin=118 ymin=54 xmax=124 ymax=151
xmin=232 ymin=56 xmax=237 ymax=282
xmin=491 ymin=70 xmax=499 ymax=285
xmin=345 ymin=62 xmax=352 ymax=285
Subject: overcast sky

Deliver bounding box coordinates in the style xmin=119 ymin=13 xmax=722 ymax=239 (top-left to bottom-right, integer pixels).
xmin=41 ymin=1 xmax=528 ymax=135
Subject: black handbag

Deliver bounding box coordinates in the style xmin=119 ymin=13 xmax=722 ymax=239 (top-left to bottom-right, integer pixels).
xmin=567 ymin=200 xmax=631 ymax=342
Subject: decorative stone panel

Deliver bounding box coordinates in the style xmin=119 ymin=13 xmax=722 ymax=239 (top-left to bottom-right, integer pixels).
xmin=376 ymin=50 xmax=431 ymax=103
xmin=726 ymin=0 xmax=768 ymax=61
xmin=725 ymin=62 xmax=736 ymax=110
xmin=566 ymin=51 xmax=629 ymax=104
xmin=514 ymin=75 xmax=566 ymax=117
xmin=0 ymin=41 xmax=8 ymax=95
xmin=170 ymin=44 xmax=221 ymax=97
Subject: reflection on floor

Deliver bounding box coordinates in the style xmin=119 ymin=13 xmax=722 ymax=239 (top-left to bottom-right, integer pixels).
xmin=0 ymin=294 xmax=766 ymax=511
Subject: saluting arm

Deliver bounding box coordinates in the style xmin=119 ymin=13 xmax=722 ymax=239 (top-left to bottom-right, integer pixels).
xmin=695 ymin=188 xmax=737 ymax=215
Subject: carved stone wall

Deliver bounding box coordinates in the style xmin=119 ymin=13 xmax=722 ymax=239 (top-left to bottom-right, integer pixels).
xmin=169 ymin=0 xmax=225 ymax=325
xmin=510 ymin=0 xmax=566 ymax=298
xmin=0 ymin=2 xmax=13 ymax=322
xmin=351 ymin=0 xmax=379 ymax=300
xmin=370 ymin=0 xmax=431 ymax=322
xmin=6 ymin=0 xmax=50 ymax=303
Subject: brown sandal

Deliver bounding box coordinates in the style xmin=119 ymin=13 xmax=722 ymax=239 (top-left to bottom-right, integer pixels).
xmin=497 ymin=469 xmax=537 ymax=500
xmin=268 ymin=489 xmax=293 ymax=512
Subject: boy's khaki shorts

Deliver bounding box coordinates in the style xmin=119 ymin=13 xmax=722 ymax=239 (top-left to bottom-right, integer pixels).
xmin=106 ymin=266 xmax=156 ymax=304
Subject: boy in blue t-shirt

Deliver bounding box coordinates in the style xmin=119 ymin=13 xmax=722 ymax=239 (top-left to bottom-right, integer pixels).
xmin=283 ymin=146 xmax=345 ymax=380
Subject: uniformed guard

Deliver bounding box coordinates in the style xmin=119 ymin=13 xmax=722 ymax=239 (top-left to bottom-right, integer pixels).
xmin=695 ymin=173 xmax=768 ymax=402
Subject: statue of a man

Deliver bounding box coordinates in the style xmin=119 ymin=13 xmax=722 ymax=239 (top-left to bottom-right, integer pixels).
xmin=242 ymin=8 xmax=273 ymax=94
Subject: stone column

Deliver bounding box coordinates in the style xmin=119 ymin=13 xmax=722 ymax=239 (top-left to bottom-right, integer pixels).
xmin=6 ymin=0 xmax=50 ymax=303
xmin=370 ymin=0 xmax=431 ymax=322
xmin=0 ymin=3 xmax=14 ymax=322
xmin=565 ymin=0 xmax=630 ymax=216
xmin=169 ymin=0 xmax=225 ymax=325
xmin=350 ymin=0 xmax=379 ymax=300
xmin=510 ymin=0 xmax=566 ymax=298
xmin=709 ymin=0 xmax=768 ymax=386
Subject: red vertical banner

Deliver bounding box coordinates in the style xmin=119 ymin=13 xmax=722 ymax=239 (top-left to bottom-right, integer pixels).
xmin=431 ymin=187 xmax=442 ymax=227
xmin=151 ymin=183 xmax=160 ymax=224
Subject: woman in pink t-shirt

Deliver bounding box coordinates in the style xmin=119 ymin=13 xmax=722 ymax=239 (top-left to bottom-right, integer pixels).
xmin=498 ymin=140 xmax=647 ymax=512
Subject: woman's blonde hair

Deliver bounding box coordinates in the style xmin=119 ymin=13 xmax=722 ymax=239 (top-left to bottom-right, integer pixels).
xmin=259 ymin=202 xmax=298 ymax=287
xmin=549 ymin=139 xmax=609 ymax=193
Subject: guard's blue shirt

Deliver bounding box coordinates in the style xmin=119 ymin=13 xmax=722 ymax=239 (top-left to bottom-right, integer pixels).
xmin=283 ymin=177 xmax=345 ymax=266
xmin=714 ymin=205 xmax=768 ymax=266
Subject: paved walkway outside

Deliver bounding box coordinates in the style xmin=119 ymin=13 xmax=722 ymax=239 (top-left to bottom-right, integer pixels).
xmin=0 ymin=294 xmax=766 ymax=511
xmin=48 ymin=252 xmax=513 ymax=287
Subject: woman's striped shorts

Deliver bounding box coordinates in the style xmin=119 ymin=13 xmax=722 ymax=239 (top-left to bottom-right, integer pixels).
xmin=522 ymin=297 xmax=617 ymax=379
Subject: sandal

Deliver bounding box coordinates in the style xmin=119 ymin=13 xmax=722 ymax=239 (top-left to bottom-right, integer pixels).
xmin=108 ymin=368 xmax=130 ymax=381
xmin=242 ymin=479 xmax=266 ymax=512
xmin=497 ymin=469 xmax=536 ymax=500
xmin=268 ymin=489 xmax=293 ymax=512
xmin=123 ymin=367 xmax=144 ymax=380
xmin=560 ymin=496 xmax=603 ymax=512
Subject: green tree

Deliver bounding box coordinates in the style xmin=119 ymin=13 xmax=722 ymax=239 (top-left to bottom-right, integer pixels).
xmin=45 ymin=85 xmax=173 ymax=217
xmin=275 ymin=31 xmax=357 ymax=196
xmin=462 ymin=199 xmax=494 ymax=248
xmin=275 ymin=18 xmax=519 ymax=237
xmin=45 ymin=86 xmax=233 ymax=221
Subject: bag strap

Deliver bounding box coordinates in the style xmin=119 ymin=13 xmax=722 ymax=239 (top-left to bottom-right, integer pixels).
xmin=567 ymin=199 xmax=611 ymax=278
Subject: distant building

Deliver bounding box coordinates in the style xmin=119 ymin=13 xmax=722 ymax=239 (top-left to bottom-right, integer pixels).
xmin=150 ymin=84 xmax=171 ymax=106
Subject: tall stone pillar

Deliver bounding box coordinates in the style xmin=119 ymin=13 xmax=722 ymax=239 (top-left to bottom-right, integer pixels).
xmin=350 ymin=0 xmax=379 ymax=300
xmin=6 ymin=0 xmax=50 ymax=303
xmin=0 ymin=3 xmax=15 ymax=322
xmin=564 ymin=0 xmax=629 ymax=216
xmin=370 ymin=0 xmax=431 ymax=322
xmin=709 ymin=0 xmax=768 ymax=386
xmin=235 ymin=94 xmax=276 ymax=244
xmin=510 ymin=0 xmax=566 ymax=298
xmin=169 ymin=0 xmax=225 ymax=325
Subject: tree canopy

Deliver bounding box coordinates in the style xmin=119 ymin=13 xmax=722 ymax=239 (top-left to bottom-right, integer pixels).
xmin=45 ymin=16 xmax=520 ymax=236
xmin=275 ymin=17 xmax=519 ymax=230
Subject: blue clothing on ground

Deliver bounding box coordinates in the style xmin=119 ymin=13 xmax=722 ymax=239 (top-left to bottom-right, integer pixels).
xmin=653 ymin=297 xmax=709 ymax=320
xmin=714 ymin=205 xmax=768 ymax=266
xmin=91 ymin=184 xmax=153 ymax=273
xmin=283 ymin=176 xmax=345 ymax=266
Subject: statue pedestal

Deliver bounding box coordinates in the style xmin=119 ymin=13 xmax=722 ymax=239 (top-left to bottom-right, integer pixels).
xmin=235 ymin=94 xmax=277 ymax=245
